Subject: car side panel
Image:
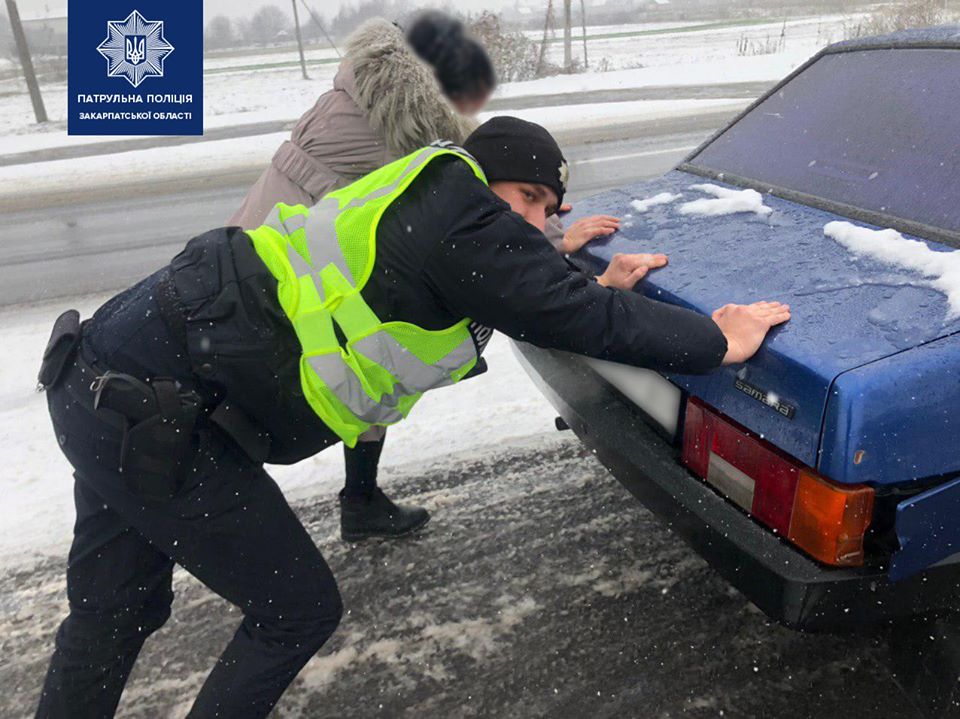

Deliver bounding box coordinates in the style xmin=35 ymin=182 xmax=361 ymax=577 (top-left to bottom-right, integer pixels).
xmin=892 ymin=475 xmax=960 ymax=581
xmin=820 ymin=332 xmax=960 ymax=485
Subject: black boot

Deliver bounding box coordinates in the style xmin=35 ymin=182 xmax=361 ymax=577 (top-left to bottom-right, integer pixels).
xmin=339 ymin=488 xmax=430 ymax=542
xmin=341 ymin=436 xmax=429 ymax=541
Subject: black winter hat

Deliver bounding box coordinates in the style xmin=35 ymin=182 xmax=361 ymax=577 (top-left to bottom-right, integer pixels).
xmin=463 ymin=116 xmax=568 ymax=207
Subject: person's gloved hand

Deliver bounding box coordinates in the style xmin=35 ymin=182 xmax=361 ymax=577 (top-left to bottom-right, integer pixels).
xmin=559 ymin=205 xmax=620 ymax=254
xmin=596 ymin=252 xmax=669 ymax=290
xmin=712 ymin=301 xmax=791 ymax=365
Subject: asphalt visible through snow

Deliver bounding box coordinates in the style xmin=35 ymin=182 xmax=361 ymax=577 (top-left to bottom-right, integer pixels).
xmin=0 ymin=435 xmax=925 ymax=718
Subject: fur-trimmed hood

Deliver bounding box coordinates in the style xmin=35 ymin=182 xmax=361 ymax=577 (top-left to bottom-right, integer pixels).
xmin=342 ymin=18 xmax=478 ymax=155
xmin=227 ymin=18 xmax=481 ymax=230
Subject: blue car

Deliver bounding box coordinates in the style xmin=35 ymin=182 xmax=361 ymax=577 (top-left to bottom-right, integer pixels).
xmin=514 ymin=26 xmax=960 ymax=632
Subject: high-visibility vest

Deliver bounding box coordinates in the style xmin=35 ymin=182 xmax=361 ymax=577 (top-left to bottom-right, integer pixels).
xmin=246 ymin=145 xmax=486 ymax=447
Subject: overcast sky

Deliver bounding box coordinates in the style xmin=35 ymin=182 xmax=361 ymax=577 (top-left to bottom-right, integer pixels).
xmin=16 ymin=0 xmax=514 ymax=21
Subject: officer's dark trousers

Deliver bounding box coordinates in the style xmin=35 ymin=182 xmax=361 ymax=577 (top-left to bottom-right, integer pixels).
xmin=36 ymin=359 xmax=343 ymax=718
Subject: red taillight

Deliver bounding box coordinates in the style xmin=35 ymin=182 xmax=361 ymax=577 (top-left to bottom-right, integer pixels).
xmin=681 ymin=398 xmax=874 ymax=567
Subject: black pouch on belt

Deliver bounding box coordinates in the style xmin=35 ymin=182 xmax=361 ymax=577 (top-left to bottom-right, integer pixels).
xmin=93 ymin=373 xmax=202 ymax=501
xmin=37 ymin=309 xmax=82 ymax=391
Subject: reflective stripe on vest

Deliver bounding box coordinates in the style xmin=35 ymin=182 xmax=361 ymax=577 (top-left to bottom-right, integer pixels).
xmin=247 ymin=145 xmax=487 ymax=447
xmin=307 ymin=331 xmax=476 ymax=424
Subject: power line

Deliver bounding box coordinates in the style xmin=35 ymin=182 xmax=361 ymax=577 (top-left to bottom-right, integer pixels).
xmin=298 ymin=0 xmax=340 ymax=59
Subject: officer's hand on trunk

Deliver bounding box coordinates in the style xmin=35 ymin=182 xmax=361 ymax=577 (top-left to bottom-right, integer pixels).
xmin=713 ymin=301 xmax=791 ymax=365
xmin=596 ymin=252 xmax=668 ymax=290
xmin=561 ymin=214 xmax=621 ymax=254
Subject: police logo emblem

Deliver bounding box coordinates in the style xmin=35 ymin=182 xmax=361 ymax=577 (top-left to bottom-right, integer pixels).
xmin=98 ymin=10 xmax=174 ymax=88
xmin=125 ymin=36 xmax=146 ymax=65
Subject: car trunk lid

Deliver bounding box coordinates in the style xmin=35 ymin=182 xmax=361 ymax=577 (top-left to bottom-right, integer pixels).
xmin=571 ymin=169 xmax=960 ymax=477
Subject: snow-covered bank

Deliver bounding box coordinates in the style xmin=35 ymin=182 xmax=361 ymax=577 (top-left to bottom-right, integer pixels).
xmin=0 ymin=295 xmax=557 ymax=569
xmin=0 ymin=99 xmax=747 ymax=200
xmin=0 ymin=131 xmax=289 ymax=197
xmin=491 ymin=98 xmax=745 ymax=133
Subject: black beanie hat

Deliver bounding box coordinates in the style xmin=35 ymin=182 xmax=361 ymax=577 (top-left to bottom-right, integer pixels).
xmin=463 ymin=116 xmax=568 ymax=207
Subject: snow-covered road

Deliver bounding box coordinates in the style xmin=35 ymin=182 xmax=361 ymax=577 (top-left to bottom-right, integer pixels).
xmin=0 ymin=434 xmax=919 ymax=718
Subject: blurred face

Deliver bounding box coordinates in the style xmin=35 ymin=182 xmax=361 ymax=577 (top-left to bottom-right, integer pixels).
xmin=452 ymin=89 xmax=492 ymax=116
xmin=489 ymin=181 xmax=560 ymax=233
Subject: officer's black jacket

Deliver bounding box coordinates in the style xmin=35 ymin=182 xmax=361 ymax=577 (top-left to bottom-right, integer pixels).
xmin=87 ymin=156 xmax=726 ymax=464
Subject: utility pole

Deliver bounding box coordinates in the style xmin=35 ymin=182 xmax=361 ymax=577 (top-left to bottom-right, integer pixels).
xmin=579 ymin=0 xmax=588 ymax=70
xmin=291 ymin=0 xmax=309 ymax=80
xmin=563 ymin=0 xmax=572 ymax=73
xmin=5 ymin=0 xmax=47 ymax=123
xmin=536 ymin=0 xmax=554 ymax=77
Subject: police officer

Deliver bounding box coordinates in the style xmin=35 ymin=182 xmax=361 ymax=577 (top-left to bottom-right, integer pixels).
xmin=35 ymin=117 xmax=789 ymax=718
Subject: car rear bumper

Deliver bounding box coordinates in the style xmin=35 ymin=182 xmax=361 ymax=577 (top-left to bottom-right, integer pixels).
xmin=513 ymin=342 xmax=960 ymax=632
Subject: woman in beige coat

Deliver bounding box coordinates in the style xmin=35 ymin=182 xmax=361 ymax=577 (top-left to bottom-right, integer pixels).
xmin=231 ymin=12 xmax=620 ymax=541
xmin=230 ymin=14 xmax=488 ymax=230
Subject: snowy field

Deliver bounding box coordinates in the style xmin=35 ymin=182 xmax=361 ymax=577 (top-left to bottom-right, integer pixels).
xmin=0 ymin=13 xmax=853 ymax=150
xmin=521 ymin=19 xmax=701 ymax=40
xmin=0 ymin=294 xmax=557 ymax=570
xmin=534 ymin=14 xmax=847 ymax=72
xmin=202 ymin=45 xmax=340 ymax=71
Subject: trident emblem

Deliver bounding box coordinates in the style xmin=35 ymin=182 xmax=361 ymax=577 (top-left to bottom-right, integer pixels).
xmin=125 ymin=36 xmax=146 ymax=65
xmin=99 ymin=11 xmax=175 ymax=88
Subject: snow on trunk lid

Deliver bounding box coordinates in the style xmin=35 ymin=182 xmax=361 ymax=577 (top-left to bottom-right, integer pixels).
xmin=568 ymin=171 xmax=960 ymax=473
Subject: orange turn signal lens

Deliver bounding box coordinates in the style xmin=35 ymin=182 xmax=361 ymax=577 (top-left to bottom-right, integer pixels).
xmin=787 ymin=470 xmax=875 ymax=567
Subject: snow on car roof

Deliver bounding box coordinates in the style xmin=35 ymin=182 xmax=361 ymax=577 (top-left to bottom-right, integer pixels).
xmin=827 ymin=24 xmax=960 ymax=52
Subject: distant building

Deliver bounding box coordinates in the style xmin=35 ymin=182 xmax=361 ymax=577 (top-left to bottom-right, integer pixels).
xmin=21 ymin=15 xmax=67 ymax=56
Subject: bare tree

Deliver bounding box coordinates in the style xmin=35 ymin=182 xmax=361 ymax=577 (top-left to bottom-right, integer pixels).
xmin=245 ymin=5 xmax=291 ymax=46
xmin=205 ymin=15 xmax=234 ymax=50
xmin=468 ymin=12 xmax=542 ymax=82
xmin=329 ymin=0 xmax=410 ymax=38
xmin=846 ymin=0 xmax=955 ymax=39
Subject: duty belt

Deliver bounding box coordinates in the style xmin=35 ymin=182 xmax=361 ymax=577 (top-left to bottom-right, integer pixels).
xmin=41 ymin=305 xmax=271 ymax=467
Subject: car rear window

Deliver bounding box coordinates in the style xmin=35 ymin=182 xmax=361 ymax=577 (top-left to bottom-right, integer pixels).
xmin=687 ymin=48 xmax=960 ymax=235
